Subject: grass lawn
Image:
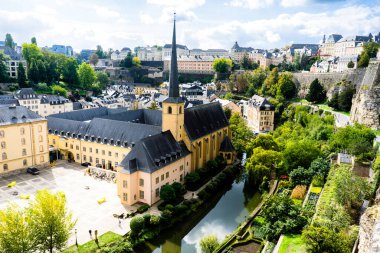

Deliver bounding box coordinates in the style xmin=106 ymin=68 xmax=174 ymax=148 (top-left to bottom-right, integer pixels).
xmin=310 ymin=186 xmax=322 ymax=194
xmin=316 ymin=104 xmax=350 ymax=116
xmin=62 ymin=231 xmax=123 ymax=253
xmin=278 ymin=234 xmax=307 ymax=253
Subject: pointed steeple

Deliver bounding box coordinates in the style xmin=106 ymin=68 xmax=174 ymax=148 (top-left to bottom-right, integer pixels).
xmin=168 ymin=13 xmax=179 ymax=99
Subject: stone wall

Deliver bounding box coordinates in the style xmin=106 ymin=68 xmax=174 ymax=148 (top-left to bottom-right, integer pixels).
xmin=350 ymin=62 xmax=380 ymax=130
xmin=293 ymin=69 xmax=366 ymax=99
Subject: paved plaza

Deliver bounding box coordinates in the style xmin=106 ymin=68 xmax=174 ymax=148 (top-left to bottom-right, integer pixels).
xmin=0 ymin=161 xmax=133 ymax=247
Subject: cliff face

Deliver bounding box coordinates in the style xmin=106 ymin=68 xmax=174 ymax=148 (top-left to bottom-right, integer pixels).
xmin=293 ymin=69 xmax=366 ymax=99
xmin=359 ymin=189 xmax=380 ymax=253
xmin=350 ymin=62 xmax=380 ymax=130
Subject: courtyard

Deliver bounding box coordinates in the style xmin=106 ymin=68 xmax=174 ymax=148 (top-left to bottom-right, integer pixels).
xmin=0 ymin=161 xmax=132 ymax=247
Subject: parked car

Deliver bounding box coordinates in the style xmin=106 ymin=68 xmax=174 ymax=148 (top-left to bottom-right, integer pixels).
xmin=26 ymin=167 xmax=40 ymax=175
xmin=81 ymin=162 xmax=91 ymax=167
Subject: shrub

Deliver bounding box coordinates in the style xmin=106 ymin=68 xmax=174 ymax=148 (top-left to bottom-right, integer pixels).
xmin=160 ymin=185 xmax=176 ymax=203
xmin=129 ymin=216 xmax=144 ymax=237
xmin=311 ymin=175 xmax=324 ymax=187
xmin=150 ymin=215 xmax=160 ymax=226
xmin=291 ymin=185 xmax=307 ymax=199
xmin=164 ymin=204 xmax=174 ymax=211
xmin=142 ymin=214 xmax=151 ymax=226
xmin=137 ymin=204 xmax=149 ymax=213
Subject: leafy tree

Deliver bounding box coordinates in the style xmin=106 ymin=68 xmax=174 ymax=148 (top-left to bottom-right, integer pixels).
xmin=276 ymin=72 xmax=296 ymax=99
xmin=200 ymin=234 xmax=219 ymax=253
xmin=120 ymin=52 xmax=133 ymax=68
xmin=229 ymin=113 xmax=254 ymax=153
xmin=171 ymin=182 xmax=186 ymax=199
xmin=37 ymin=60 xmax=47 ymax=83
xmin=212 ymin=58 xmax=233 ymax=73
xmin=328 ymin=93 xmax=339 ymax=110
xmin=0 ymin=204 xmax=36 ymax=253
xmin=262 ymin=67 xmax=279 ymax=96
xmin=28 ymin=190 xmax=75 ymax=253
xmin=306 ymin=78 xmax=326 ymax=103
xmin=96 ymin=71 xmax=109 ymax=88
xmin=129 ymin=216 xmax=145 ymax=238
xmin=247 ymin=134 xmax=279 ymax=156
xmin=333 ymin=166 xmax=370 ymax=208
xmin=160 ymin=184 xmax=176 ymax=203
xmin=22 ymin=43 xmax=43 ymax=65
xmin=52 ymin=85 xmax=68 ymax=97
xmin=5 ymin=33 xmax=14 ymax=49
xmin=358 ymin=42 xmax=379 ymax=67
xmin=224 ymin=107 xmax=232 ymax=120
xmin=61 ymin=57 xmax=79 ymax=85
xmin=31 ymin=37 xmax=37 ymax=45
xmin=337 ymin=84 xmax=355 ymax=112
xmin=147 ymin=101 xmax=159 ymax=110
xmin=283 ymin=139 xmax=321 ymax=172
xmin=28 ymin=59 xmax=39 ymax=84
xmin=17 ymin=62 xmax=27 ymax=87
xmin=89 ymin=53 xmax=99 ymax=66
xmin=261 ymin=192 xmax=307 ymax=240
xmin=347 ymin=60 xmax=354 ymax=68
xmin=246 ymin=67 xmax=267 ymax=96
xmin=239 ymin=53 xmax=255 ymax=70
xmin=78 ymin=62 xmax=96 ymax=89
xmin=308 ymin=157 xmax=330 ymax=179
xmin=289 ymin=166 xmax=313 ymax=186
xmin=235 ymin=73 xmax=249 ymax=93
xmin=95 ymin=45 xmax=106 ymax=59
xmin=0 ymin=52 xmax=9 ymax=82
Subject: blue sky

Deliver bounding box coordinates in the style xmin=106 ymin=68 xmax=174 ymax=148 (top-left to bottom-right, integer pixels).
xmin=0 ymin=0 xmax=379 ymax=52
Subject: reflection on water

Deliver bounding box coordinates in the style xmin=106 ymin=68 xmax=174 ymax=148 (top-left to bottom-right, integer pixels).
xmin=139 ymin=169 xmax=261 ymax=253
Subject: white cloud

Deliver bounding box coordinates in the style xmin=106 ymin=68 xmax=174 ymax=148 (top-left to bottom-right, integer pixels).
xmin=139 ymin=13 xmax=155 ymax=24
xmin=281 ymin=0 xmax=309 ymax=7
xmin=265 ymin=31 xmax=281 ymax=43
xmin=94 ymin=7 xmax=121 ymax=18
xmin=226 ymin=0 xmax=274 ymax=9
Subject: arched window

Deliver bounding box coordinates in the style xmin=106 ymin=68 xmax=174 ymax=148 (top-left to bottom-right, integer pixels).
xmin=179 ymin=106 xmax=182 ymax=114
xmin=23 ymin=159 xmax=27 ymax=166
xmin=3 ymin=164 xmax=8 ymax=171
xmin=168 ymin=106 xmax=172 ymax=114
xmin=0 ymin=130 xmax=4 ymax=138
xmin=38 ymin=135 xmax=43 ymax=142
xmin=2 ymin=152 xmax=7 ymax=160
xmin=1 ymin=142 xmax=5 ymax=149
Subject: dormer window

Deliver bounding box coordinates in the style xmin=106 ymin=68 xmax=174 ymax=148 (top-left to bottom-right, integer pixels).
xmin=77 ymin=134 xmax=82 ymax=139
xmin=72 ymin=134 xmax=76 ymax=138
xmin=97 ymin=137 xmax=101 ymax=143
xmin=103 ymin=138 xmax=108 ymax=144
xmin=123 ymin=141 xmax=128 ymax=147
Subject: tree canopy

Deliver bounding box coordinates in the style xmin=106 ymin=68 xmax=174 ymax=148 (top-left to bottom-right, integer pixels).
xmin=306 ymin=78 xmax=326 ymax=103
xmin=212 ymin=58 xmax=233 ymax=73
xmin=78 ymin=62 xmax=96 ymax=90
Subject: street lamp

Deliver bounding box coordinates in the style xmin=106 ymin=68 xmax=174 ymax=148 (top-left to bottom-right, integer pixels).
xmin=75 ymin=229 xmax=78 ymax=249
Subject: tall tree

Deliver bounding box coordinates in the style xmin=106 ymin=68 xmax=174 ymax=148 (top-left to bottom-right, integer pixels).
xmin=95 ymin=45 xmax=106 ymax=59
xmin=0 ymin=52 xmax=9 ymax=82
xmin=262 ymin=67 xmax=279 ymax=96
xmin=236 ymin=73 xmax=249 ymax=93
xmin=28 ymin=59 xmax=39 ymax=84
xmin=0 ymin=204 xmax=36 ymax=253
xmin=78 ymin=62 xmax=96 ymax=89
xmin=17 ymin=62 xmax=27 ymax=87
xmin=239 ymin=53 xmax=253 ymax=70
xmin=22 ymin=43 xmax=43 ymax=65
xmin=31 ymin=37 xmax=37 ymax=45
xmin=4 ymin=33 xmax=14 ymax=49
xmin=120 ymin=52 xmax=133 ymax=68
xmin=37 ymin=60 xmax=47 ymax=83
xmin=338 ymin=84 xmax=355 ymax=112
xmin=277 ymin=72 xmax=296 ymax=99
xmin=306 ymin=78 xmax=326 ymax=103
xmin=96 ymin=71 xmax=109 ymax=88
xmin=28 ymin=190 xmax=75 ymax=253
xmin=358 ymin=42 xmax=380 ymax=67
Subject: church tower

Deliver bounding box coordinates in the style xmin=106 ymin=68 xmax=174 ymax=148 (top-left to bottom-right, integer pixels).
xmin=162 ymin=14 xmax=184 ymax=142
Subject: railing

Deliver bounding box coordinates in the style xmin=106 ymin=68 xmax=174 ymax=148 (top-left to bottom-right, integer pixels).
xmin=86 ymin=166 xmax=117 ymax=183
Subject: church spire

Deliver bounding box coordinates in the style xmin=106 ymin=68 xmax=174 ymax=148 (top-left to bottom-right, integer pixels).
xmin=168 ymin=12 xmax=179 ymax=98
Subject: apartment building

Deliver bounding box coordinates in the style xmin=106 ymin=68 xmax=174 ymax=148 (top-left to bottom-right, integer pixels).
xmin=242 ymin=95 xmax=275 ymax=132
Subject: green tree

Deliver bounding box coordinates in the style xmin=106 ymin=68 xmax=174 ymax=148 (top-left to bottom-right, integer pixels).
xmin=276 ymin=72 xmax=296 ymax=99
xmin=289 ymin=166 xmax=313 ymax=186
xmin=31 ymin=37 xmax=37 ymax=45
xmin=129 ymin=216 xmax=145 ymax=238
xmin=229 ymin=112 xmax=254 ymax=153
xmin=160 ymin=184 xmax=176 ymax=203
xmin=337 ymin=84 xmax=355 ymax=112
xmin=52 ymin=85 xmax=68 ymax=97
xmin=247 ymin=134 xmax=279 ymax=156
xmin=328 ymin=93 xmax=339 ymax=110
xmin=120 ymin=52 xmax=133 ymax=68
xmin=239 ymin=53 xmax=253 ymax=70
xmin=212 ymin=58 xmax=233 ymax=73
xmin=61 ymin=57 xmax=79 ymax=85
xmin=0 ymin=52 xmax=9 ymax=82
xmin=200 ymin=234 xmax=219 ymax=253
xmin=347 ymin=60 xmax=354 ymax=68
xmin=78 ymin=62 xmax=96 ymax=89
xmin=246 ymin=67 xmax=267 ymax=96
xmin=224 ymin=107 xmax=232 ymax=120
xmin=132 ymin=56 xmax=141 ymax=67
xmin=0 ymin=204 xmax=36 ymax=253
xmin=28 ymin=190 xmax=75 ymax=253
xmin=5 ymin=33 xmax=14 ymax=49
xmin=262 ymin=192 xmax=307 ymax=240
xmin=283 ymin=139 xmax=321 ymax=172
xmin=235 ymin=73 xmax=249 ymax=93
xmin=28 ymin=59 xmax=39 ymax=84
xmin=96 ymin=71 xmax=109 ymax=88
xmin=95 ymin=45 xmax=106 ymax=59
xmin=17 ymin=62 xmax=27 ymax=87
xmin=306 ymin=78 xmax=326 ymax=103
xmin=308 ymin=157 xmax=330 ymax=179
xmin=358 ymin=42 xmax=379 ymax=67
xmin=22 ymin=43 xmax=43 ymax=65
xmin=147 ymin=101 xmax=159 ymax=110
xmin=37 ymin=60 xmax=47 ymax=83
xmin=262 ymin=67 xmax=279 ymax=96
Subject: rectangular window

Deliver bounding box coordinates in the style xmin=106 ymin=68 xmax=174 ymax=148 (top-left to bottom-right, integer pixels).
xmin=108 ymin=151 xmax=111 ymax=156
xmin=139 ymin=179 xmax=144 ymax=187
xmin=161 ymin=174 xmax=164 ymax=181
xmin=96 ymin=149 xmax=98 ymax=154
xmin=89 ymin=156 xmax=93 ymax=163
xmin=96 ymin=158 xmax=99 ymax=164
xmin=123 ymin=180 xmax=128 ymax=188
xmin=76 ymin=146 xmax=79 ymax=150
xmin=83 ymin=147 xmax=86 ymax=152
xmin=156 ymin=177 xmax=159 ymax=184
xmin=180 ymin=174 xmax=183 ymax=182
xmin=39 ymin=145 xmax=44 ymax=152
xmin=166 ymin=172 xmax=169 ymax=178
xmin=123 ymin=192 xmax=128 ymax=201
xmin=139 ymin=190 xmax=144 ymax=199
xmin=180 ymin=165 xmax=183 ymax=171
xmin=83 ymin=155 xmax=86 ymax=161
xmin=22 ymin=149 xmax=27 ymax=156
xmin=76 ymin=154 xmax=79 ymax=160
xmin=155 ymin=188 xmax=159 ymax=197
xmin=102 ymin=150 xmax=105 ymax=155
xmin=115 ymin=153 xmax=118 ymax=158
xmin=70 ymin=144 xmax=73 ymax=149
xmin=90 ymin=148 xmax=92 ymax=153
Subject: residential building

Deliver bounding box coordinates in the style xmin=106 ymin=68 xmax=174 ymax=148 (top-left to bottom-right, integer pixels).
xmin=164 ymin=55 xmax=227 ymax=74
xmin=111 ymin=47 xmax=132 ymax=60
xmin=189 ymin=48 xmax=229 ymax=57
xmin=230 ymin=41 xmax=253 ymax=62
xmin=48 ymin=45 xmax=74 ymax=56
xmin=16 ymin=88 xmax=40 ymax=115
xmin=181 ymin=85 xmax=204 ymax=101
xmin=80 ymin=49 xmax=96 ymax=61
xmin=242 ymin=95 xmax=275 ymax=132
xmin=136 ymin=46 xmax=163 ymax=61
xmin=0 ymin=46 xmax=27 ymax=78
xmin=162 ymin=44 xmax=189 ymax=59
xmin=0 ymin=106 xmax=49 ymax=176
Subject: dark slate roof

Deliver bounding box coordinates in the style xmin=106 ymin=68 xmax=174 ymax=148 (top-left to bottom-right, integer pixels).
xmin=0 ymin=46 xmax=22 ymax=60
xmin=248 ymin=95 xmax=275 ymax=110
xmin=73 ymin=102 xmax=82 ymax=110
xmin=184 ymin=102 xmax=229 ymax=141
xmin=0 ymin=106 xmax=44 ymax=126
xmin=231 ymin=41 xmax=253 ymax=52
xmin=16 ymin=88 xmax=38 ymax=99
xmin=0 ymin=99 xmax=20 ymax=106
xmin=326 ymin=34 xmax=343 ymax=43
xmin=48 ymin=107 xmax=128 ymax=121
xmin=119 ymin=131 xmax=190 ymax=174
xmin=40 ymin=95 xmax=69 ymax=104
xmin=220 ymin=136 xmax=235 ymax=152
xmin=100 ymin=109 xmax=162 ymax=126
xmin=47 ymin=117 xmax=161 ymax=148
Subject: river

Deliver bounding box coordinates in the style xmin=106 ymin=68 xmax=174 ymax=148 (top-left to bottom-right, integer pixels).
xmin=137 ymin=163 xmax=261 ymax=253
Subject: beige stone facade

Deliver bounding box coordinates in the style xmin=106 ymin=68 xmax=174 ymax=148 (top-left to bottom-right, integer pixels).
xmin=243 ymin=95 xmax=275 ymax=132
